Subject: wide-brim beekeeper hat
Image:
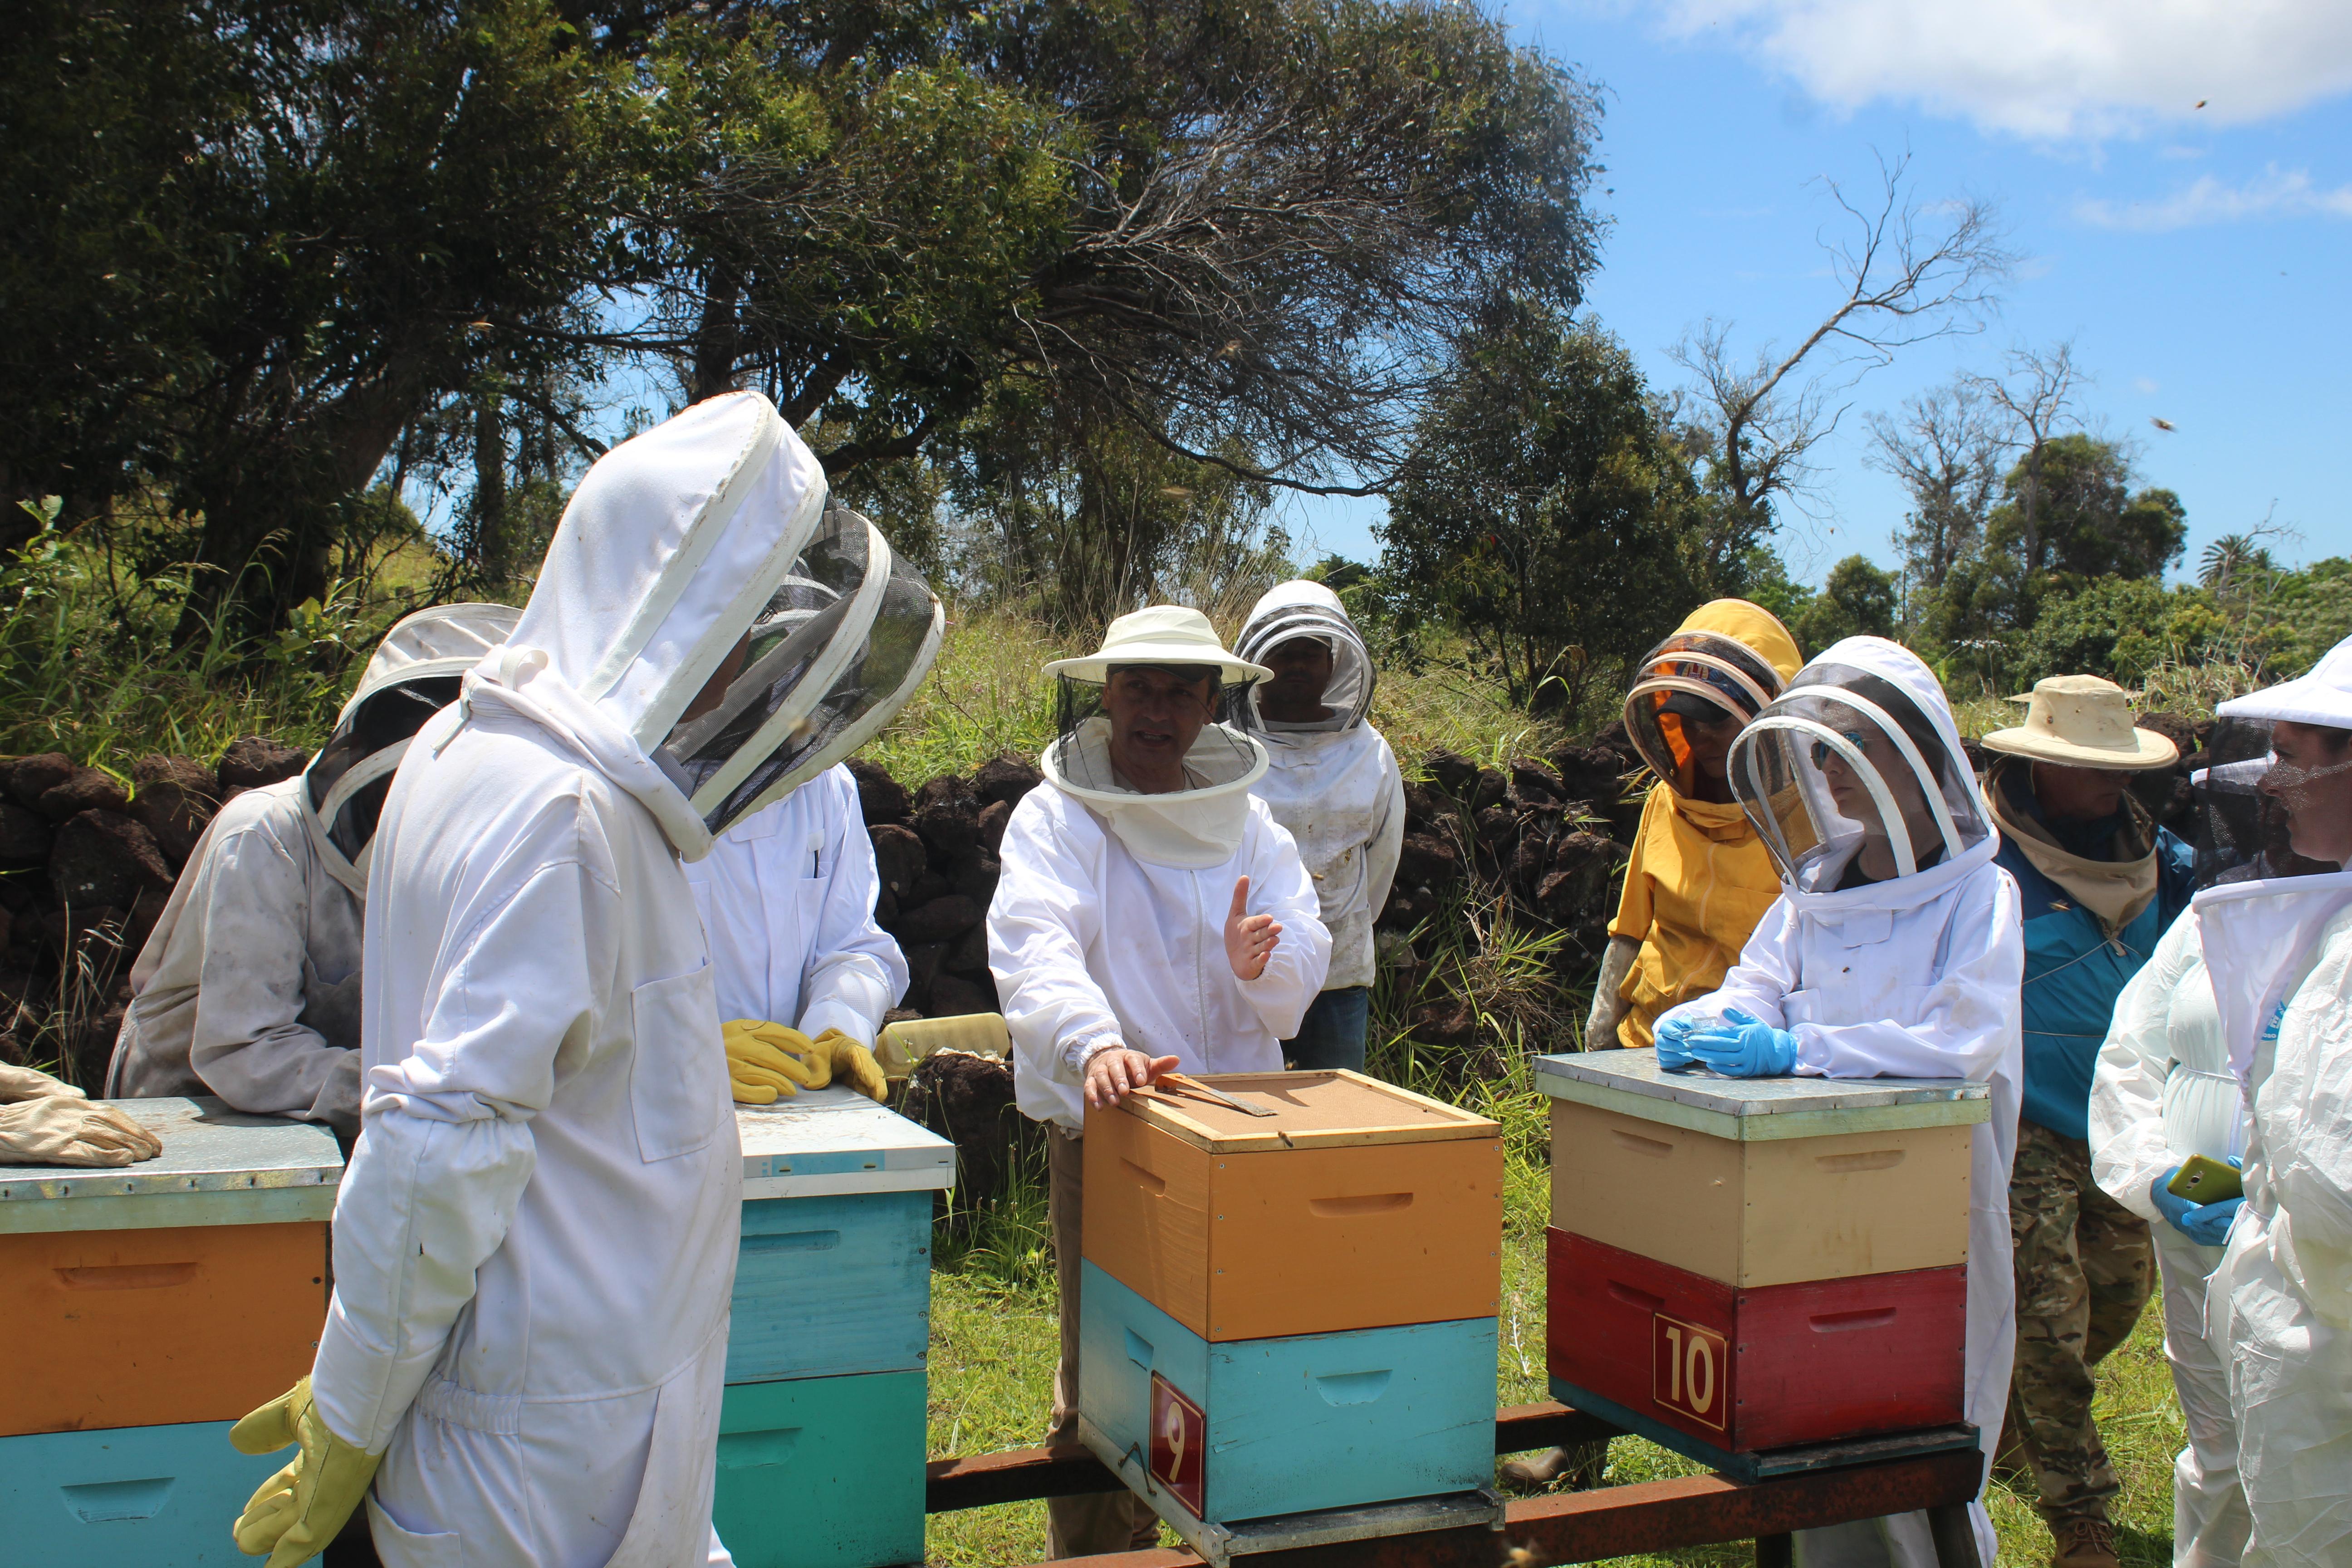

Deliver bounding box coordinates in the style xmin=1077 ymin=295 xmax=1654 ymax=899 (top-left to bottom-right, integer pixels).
xmin=1983 ymin=674 xmax=2178 ymax=770
xmin=2216 ymin=636 xmax=2352 ymax=731
xmin=1042 ymin=606 xmax=1273 ymax=686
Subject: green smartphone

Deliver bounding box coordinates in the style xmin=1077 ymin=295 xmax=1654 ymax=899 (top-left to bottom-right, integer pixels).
xmin=2166 ymin=1153 xmax=2244 ymax=1205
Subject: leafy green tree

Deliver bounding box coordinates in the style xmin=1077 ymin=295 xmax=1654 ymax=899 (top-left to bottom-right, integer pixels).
xmin=1794 ymin=555 xmax=1899 ymax=652
xmin=1380 ymin=304 xmax=1704 ymax=716
xmin=1985 ymin=433 xmax=2186 ymax=583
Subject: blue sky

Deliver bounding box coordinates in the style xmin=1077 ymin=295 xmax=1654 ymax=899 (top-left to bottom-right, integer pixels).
xmin=1281 ymin=0 xmax=2352 ymax=587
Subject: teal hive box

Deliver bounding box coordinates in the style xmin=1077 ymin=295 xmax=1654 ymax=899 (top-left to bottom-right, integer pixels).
xmin=1076 ymin=1260 xmax=1499 ymax=1565
xmin=0 ymin=1419 xmax=299 ymax=1566
xmin=715 ymin=1090 xmax=956 ymax=1568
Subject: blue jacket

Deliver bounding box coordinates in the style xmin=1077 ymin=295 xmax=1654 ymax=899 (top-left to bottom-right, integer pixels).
xmin=1991 ymin=765 xmax=2193 ymax=1142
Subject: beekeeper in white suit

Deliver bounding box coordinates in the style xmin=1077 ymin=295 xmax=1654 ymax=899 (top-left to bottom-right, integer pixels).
xmin=108 ymin=603 xmax=518 ymax=1140
xmin=992 ymin=605 xmax=1331 ymax=1558
xmin=1650 ymin=636 xmax=2024 ymax=1568
xmin=226 ymin=391 xmax=943 ymax=1568
xmin=1229 ymin=580 xmax=1404 ymax=1071
xmin=2186 ymin=637 xmax=2352 ymax=1568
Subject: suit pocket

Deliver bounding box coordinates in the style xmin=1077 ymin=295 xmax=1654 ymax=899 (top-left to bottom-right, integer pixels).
xmin=628 ymin=964 xmax=725 ymax=1163
xmin=366 ymin=1494 xmax=462 ymax=1567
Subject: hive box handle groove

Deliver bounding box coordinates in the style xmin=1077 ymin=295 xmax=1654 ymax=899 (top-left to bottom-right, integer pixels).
xmin=61 ymin=1477 xmax=176 ymax=1522
xmin=1119 ymin=1159 xmax=1167 ymax=1196
xmin=1814 ymin=1150 xmax=1905 ymax=1172
xmin=718 ymin=1428 xmax=804 ymax=1469
xmin=1607 ymin=1280 xmax=1665 ymax=1312
xmin=54 ymin=1262 xmax=201 ymax=1290
xmin=1126 ymin=1328 xmax=1155 ymax=1370
xmin=1313 ymin=1369 xmax=1393 ymax=1406
xmin=740 ymin=1230 xmax=841 ymax=1254
xmin=1307 ymin=1193 xmax=1412 ymax=1217
xmin=1809 ymin=1307 xmax=1899 ymax=1333
xmin=1608 ymin=1129 xmax=1675 ymax=1158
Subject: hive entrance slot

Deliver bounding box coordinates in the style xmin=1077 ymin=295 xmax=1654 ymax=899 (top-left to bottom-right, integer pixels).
xmin=1608 ymin=1128 xmax=1675 ymax=1158
xmin=741 ymin=1230 xmax=841 ymax=1254
xmin=53 ymin=1262 xmax=200 ymax=1290
xmin=1809 ymin=1307 xmax=1899 ymax=1333
xmin=61 ymin=1477 xmax=176 ymax=1523
xmin=1313 ymin=1368 xmax=1393 ymax=1406
xmin=1120 ymin=1159 xmax=1167 ymax=1196
xmin=1307 ymin=1193 xmax=1411 ymax=1217
xmin=1814 ymin=1150 xmax=1905 ymax=1173
xmin=718 ymin=1427 xmax=804 ymax=1469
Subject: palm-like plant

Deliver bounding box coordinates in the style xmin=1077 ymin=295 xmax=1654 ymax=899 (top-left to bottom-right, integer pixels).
xmin=2200 ymin=533 xmax=2274 ymax=592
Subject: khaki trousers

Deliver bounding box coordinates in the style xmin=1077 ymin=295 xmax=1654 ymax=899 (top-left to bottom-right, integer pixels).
xmin=1048 ymin=1131 xmax=1162 ymax=1558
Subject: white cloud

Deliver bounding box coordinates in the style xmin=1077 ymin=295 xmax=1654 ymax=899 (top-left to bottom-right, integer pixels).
xmin=2076 ymin=166 xmax=2352 ymax=229
xmin=1651 ymin=0 xmax=2352 ymax=141
xmin=2134 ymin=377 xmax=2161 ymax=395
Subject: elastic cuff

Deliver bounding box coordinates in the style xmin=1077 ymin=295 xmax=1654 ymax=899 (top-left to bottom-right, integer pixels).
xmin=1063 ymin=1034 xmax=1125 ymax=1078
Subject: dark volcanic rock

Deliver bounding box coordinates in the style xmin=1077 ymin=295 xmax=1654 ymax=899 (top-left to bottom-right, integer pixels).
xmin=1406 ymin=996 xmax=1479 ymax=1048
xmin=1535 ymin=832 xmax=1620 ymax=924
xmin=895 ymin=894 xmax=984 ymax=945
xmin=847 ymin=758 xmax=911 ymax=824
xmin=973 ymin=754 xmax=1044 ymax=808
xmin=1401 ymin=782 xmax=1440 ymax=828
xmin=0 ymin=803 xmax=53 ymax=867
xmin=902 ymin=941 xmax=950 ymax=1002
xmin=1547 ymin=742 xmax=1629 ymax=805
xmin=50 ymin=811 xmax=175 ymax=911
xmin=867 ymin=823 xmax=928 ymax=897
xmin=1474 ymin=807 xmax=1520 ymax=848
xmin=902 ymin=1048 xmax=1038 ymax=1215
xmin=1423 ymin=750 xmax=1477 ymax=799
xmin=1380 ymin=883 xmax=1439 ymax=931
xmin=949 ymin=851 xmax=1000 ymax=905
xmin=1507 ymin=760 xmax=1562 ymax=811
xmin=38 ymin=766 xmax=130 ymax=822
xmin=1470 ymin=767 xmax=1507 ymax=812
xmin=130 ymin=755 xmax=220 ymax=865
xmin=216 ymin=735 xmax=308 ymax=792
xmin=929 ymin=972 xmax=996 ymax=1019
xmin=1395 ymin=831 xmax=1461 ymax=889
xmin=945 ymin=923 xmax=990 ymax=978
xmin=977 ymin=798 xmax=1013 ymax=854
xmin=5 ymin=754 xmax=76 ymax=811
xmin=911 ymin=776 xmax=982 ymax=861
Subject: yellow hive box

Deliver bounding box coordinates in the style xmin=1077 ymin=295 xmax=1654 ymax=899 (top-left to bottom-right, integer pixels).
xmin=1083 ymin=1069 xmax=1501 ymax=1342
xmin=1538 ymin=1053 xmax=1985 ymax=1289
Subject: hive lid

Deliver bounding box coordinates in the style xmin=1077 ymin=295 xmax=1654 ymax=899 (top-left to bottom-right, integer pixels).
xmin=0 ymin=1097 xmax=343 ymax=1226
xmin=736 ymin=1086 xmax=956 ymax=1199
xmin=1109 ymin=1068 xmax=1496 ymax=1153
xmin=1534 ymin=1050 xmax=1989 ymax=1141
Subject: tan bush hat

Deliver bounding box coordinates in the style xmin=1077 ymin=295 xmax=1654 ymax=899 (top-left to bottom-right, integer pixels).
xmin=1041 ymin=605 xmax=1273 ymax=685
xmin=1983 ymin=674 xmax=2179 ymax=771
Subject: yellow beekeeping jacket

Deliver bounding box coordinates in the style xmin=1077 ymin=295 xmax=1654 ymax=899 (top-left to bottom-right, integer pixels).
xmin=1607 ymin=784 xmax=1787 ymax=1047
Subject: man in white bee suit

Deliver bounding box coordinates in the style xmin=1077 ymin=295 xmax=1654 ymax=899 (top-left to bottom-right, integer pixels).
xmin=108 ymin=603 xmax=519 ymax=1143
xmin=1649 ymin=636 xmax=2024 ymax=1568
xmin=225 ymin=392 xmax=945 ymax=1568
xmin=991 ymin=606 xmax=1331 ymax=1557
xmin=2087 ymin=725 xmax=2337 ymax=1568
xmin=2184 ymin=637 xmax=2352 ymax=1568
xmin=1229 ymin=580 xmax=1404 ymax=1071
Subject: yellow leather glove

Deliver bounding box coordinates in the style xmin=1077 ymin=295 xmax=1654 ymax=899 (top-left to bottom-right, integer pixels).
xmin=230 ymin=1376 xmax=382 ymax=1567
xmin=722 ymin=1019 xmax=825 ymax=1105
xmin=811 ymin=1029 xmax=887 ymax=1103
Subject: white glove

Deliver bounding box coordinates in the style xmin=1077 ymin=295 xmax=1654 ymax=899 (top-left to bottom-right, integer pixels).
xmin=0 ymin=1096 xmax=163 ymax=1166
xmin=0 ymin=1061 xmax=88 ymax=1102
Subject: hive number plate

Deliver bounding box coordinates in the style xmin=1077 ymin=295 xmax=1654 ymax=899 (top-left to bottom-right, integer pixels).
xmin=1652 ymin=1313 xmax=1729 ymax=1431
xmin=1148 ymin=1371 xmax=1208 ymax=1517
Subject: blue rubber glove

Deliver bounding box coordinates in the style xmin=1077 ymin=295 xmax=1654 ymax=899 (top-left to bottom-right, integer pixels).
xmin=1684 ymin=1008 xmax=1798 ymax=1078
xmin=2180 ymin=1196 xmax=2243 ymax=1248
xmin=2152 ymin=1163 xmax=2245 ymax=1246
xmin=1653 ymin=1014 xmax=1699 ymax=1071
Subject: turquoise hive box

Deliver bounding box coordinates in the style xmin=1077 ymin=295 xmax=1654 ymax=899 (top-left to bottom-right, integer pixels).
xmin=715 ymin=1088 xmax=955 ymax=1568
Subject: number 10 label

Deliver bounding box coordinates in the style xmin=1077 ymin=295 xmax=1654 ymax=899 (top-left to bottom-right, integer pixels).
xmin=1653 ymin=1313 xmax=1729 ymax=1430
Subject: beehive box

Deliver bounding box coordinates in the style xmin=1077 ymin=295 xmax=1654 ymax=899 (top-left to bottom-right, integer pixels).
xmin=1534 ymin=1052 xmax=1988 ymax=1465
xmin=1083 ymin=1069 xmax=1502 ymax=1340
xmin=0 ymin=1418 xmax=294 ymax=1565
xmin=0 ymin=1098 xmax=340 ymax=1439
xmin=716 ymin=1089 xmax=954 ymax=1568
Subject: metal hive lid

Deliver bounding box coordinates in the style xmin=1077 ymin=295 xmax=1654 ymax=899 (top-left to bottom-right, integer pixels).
xmin=0 ymin=1097 xmax=344 ymax=1206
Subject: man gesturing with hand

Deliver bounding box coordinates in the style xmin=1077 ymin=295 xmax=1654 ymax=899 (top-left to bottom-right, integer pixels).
xmin=991 ymin=607 xmax=1330 ymax=1557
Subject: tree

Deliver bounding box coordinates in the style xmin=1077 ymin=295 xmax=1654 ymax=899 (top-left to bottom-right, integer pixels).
xmin=1794 ymin=555 xmax=1899 ymax=652
xmin=1867 ymin=377 xmax=2003 ymax=597
xmin=1985 ymin=434 xmax=2186 ymax=583
xmin=1381 ymin=304 xmax=1703 ymax=715
xmin=1667 ymin=153 xmax=2011 ymax=589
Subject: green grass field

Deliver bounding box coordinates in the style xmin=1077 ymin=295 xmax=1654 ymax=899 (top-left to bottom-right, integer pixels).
xmin=921 ymin=1135 xmax=2191 ymax=1568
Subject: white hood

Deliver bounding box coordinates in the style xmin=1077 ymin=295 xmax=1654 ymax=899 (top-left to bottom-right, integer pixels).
xmin=461 ymin=392 xmax=828 ymax=862
xmin=1043 ymin=717 xmax=1270 ymax=869
xmin=1232 ymin=580 xmax=1374 ymax=732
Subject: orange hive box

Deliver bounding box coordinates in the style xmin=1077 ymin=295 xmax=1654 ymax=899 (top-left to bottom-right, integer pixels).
xmin=1083 ymin=1069 xmax=1501 ymax=1342
xmin=0 ymin=1098 xmax=341 ymax=1437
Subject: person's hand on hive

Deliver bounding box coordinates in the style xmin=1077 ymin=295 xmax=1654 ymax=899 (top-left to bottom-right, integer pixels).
xmin=1224 ymin=875 xmax=1284 ymax=981
xmin=1082 ymin=1046 xmax=1181 ymax=1111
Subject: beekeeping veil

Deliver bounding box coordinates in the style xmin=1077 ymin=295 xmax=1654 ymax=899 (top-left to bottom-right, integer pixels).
xmin=1623 ymin=599 xmax=1803 ymax=794
xmin=1727 ymin=636 xmax=1995 ymax=902
xmin=304 ymin=603 xmax=519 ymax=895
xmin=1229 ymin=580 xmax=1374 ymax=732
xmin=2195 ymin=636 xmax=2352 ymax=883
xmin=1040 ymin=606 xmax=1272 ymax=867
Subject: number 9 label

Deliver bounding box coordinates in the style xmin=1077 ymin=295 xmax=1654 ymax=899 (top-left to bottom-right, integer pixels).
xmin=1653 ymin=1313 xmax=1729 ymax=1430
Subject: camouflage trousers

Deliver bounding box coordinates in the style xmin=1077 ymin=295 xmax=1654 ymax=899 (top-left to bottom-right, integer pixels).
xmin=2004 ymin=1118 xmax=2155 ymax=1522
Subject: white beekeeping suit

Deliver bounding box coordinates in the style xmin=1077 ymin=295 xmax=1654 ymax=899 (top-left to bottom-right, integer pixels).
xmin=689 ymin=764 xmax=907 ymax=1043
xmin=1230 ymin=580 xmax=1404 ymax=994
xmin=1655 ymin=636 xmax=2024 ymax=1568
xmin=2190 ymin=645 xmax=2352 ymax=1568
xmin=106 ymin=604 xmax=517 ymax=1136
xmin=282 ymin=393 xmax=943 ymax=1568
xmin=2088 ymin=907 xmax=2250 ymax=1566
